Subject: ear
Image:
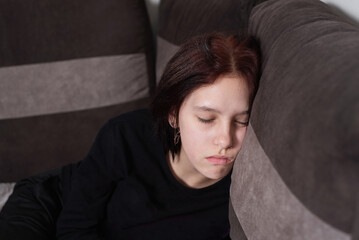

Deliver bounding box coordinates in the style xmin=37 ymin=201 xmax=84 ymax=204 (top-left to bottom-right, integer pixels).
xmin=168 ymin=112 xmax=177 ymax=128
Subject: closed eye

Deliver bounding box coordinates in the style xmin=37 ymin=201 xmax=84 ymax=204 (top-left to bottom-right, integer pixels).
xmin=236 ymin=120 xmax=249 ymax=126
xmin=198 ymin=117 xmax=214 ymax=124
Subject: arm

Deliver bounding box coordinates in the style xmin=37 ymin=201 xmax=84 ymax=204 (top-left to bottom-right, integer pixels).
xmin=57 ymin=121 xmax=125 ymax=239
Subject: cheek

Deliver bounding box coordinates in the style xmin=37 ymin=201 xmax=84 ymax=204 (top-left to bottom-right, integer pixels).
xmin=180 ymin=120 xmax=210 ymax=156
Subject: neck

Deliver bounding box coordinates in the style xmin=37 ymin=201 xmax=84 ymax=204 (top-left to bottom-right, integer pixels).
xmin=166 ymin=151 xmax=220 ymax=189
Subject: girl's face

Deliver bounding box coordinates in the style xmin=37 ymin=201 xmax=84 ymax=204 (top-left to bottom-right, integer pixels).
xmin=173 ymin=75 xmax=250 ymax=187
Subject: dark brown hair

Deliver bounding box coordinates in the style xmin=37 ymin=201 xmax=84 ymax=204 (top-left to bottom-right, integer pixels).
xmin=151 ymin=32 xmax=261 ymax=155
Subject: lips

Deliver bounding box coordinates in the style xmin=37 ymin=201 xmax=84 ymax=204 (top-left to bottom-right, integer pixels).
xmin=206 ymin=156 xmax=233 ymax=165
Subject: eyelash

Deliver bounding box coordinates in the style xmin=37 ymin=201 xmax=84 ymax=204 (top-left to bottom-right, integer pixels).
xmin=198 ymin=117 xmax=214 ymax=124
xmin=198 ymin=117 xmax=249 ymax=126
xmin=240 ymin=121 xmax=249 ymax=126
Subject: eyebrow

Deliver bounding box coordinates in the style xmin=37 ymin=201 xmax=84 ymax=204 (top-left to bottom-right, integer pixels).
xmin=193 ymin=106 xmax=249 ymax=116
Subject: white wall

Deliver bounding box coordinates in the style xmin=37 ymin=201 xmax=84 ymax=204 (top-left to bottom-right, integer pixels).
xmin=321 ymin=0 xmax=359 ymax=23
xmin=145 ymin=0 xmax=160 ymax=33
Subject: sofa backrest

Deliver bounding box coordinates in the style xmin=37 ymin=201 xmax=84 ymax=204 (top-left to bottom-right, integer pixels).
xmin=0 ymin=0 xmax=155 ymax=182
xmin=229 ymin=0 xmax=359 ymax=239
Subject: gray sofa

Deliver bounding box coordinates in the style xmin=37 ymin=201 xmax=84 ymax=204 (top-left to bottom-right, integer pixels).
xmin=0 ymin=0 xmax=155 ymax=182
xmin=229 ymin=0 xmax=359 ymax=239
xmin=1 ymin=0 xmax=358 ymax=239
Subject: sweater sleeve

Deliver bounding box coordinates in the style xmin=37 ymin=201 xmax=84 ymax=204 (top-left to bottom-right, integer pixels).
xmin=57 ymin=121 xmax=125 ymax=240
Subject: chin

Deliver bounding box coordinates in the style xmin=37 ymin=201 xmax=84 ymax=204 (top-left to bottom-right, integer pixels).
xmin=205 ymin=167 xmax=232 ymax=180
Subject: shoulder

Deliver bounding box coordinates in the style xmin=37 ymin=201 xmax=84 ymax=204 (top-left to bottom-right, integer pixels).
xmin=99 ymin=109 xmax=164 ymax=172
xmin=101 ymin=108 xmax=155 ymax=140
xmin=106 ymin=108 xmax=152 ymax=129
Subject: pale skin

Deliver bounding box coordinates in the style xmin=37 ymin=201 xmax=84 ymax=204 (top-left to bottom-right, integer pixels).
xmin=168 ymin=74 xmax=250 ymax=189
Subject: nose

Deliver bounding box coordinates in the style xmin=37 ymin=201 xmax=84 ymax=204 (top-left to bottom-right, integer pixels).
xmin=214 ymin=122 xmax=233 ymax=150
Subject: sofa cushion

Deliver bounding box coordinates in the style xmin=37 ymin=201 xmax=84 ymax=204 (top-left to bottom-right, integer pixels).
xmin=229 ymin=0 xmax=359 ymax=239
xmin=0 ymin=183 xmax=15 ymax=213
xmin=156 ymin=0 xmax=267 ymax=83
xmin=0 ymin=0 xmax=155 ymax=182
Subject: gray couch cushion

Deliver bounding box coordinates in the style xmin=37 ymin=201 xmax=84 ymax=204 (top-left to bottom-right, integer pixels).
xmin=229 ymin=0 xmax=359 ymax=239
xmin=156 ymin=0 xmax=267 ymax=83
xmin=0 ymin=0 xmax=154 ymax=182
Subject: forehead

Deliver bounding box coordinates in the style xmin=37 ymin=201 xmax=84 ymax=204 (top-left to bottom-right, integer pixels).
xmin=181 ymin=75 xmax=250 ymax=114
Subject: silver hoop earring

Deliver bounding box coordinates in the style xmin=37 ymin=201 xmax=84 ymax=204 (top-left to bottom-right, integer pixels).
xmin=174 ymin=128 xmax=181 ymax=145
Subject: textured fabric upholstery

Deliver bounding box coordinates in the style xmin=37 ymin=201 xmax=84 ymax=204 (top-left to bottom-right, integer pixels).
xmin=229 ymin=0 xmax=359 ymax=239
xmin=0 ymin=0 xmax=155 ymax=182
